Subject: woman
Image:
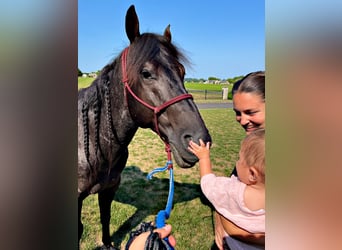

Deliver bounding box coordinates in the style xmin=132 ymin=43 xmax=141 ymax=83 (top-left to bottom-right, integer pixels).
xmin=128 ymin=71 xmax=266 ymax=249
xmin=218 ymin=70 xmax=265 ymax=249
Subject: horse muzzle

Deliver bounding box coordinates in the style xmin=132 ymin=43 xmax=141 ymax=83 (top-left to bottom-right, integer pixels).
xmin=169 ymin=131 xmax=212 ymax=168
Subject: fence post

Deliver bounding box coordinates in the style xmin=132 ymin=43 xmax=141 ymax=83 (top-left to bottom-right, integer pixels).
xmin=222 ymin=88 xmax=228 ymax=100
xmin=204 ymin=89 xmax=207 ymax=100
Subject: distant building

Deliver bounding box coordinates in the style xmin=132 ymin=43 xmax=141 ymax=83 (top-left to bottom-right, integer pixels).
xmin=88 ymin=73 xmax=97 ymax=78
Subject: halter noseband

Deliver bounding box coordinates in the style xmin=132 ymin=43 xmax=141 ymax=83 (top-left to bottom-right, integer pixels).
xmin=121 ymin=47 xmax=193 ymax=138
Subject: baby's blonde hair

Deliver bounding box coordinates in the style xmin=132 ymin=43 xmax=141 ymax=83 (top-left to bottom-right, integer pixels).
xmin=240 ymin=129 xmax=265 ymax=183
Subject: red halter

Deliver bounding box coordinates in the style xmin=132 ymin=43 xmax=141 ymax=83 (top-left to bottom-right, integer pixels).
xmin=121 ymin=47 xmax=193 ymax=140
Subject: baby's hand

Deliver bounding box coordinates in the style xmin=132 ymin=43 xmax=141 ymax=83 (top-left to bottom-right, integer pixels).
xmin=188 ymin=139 xmax=210 ymax=159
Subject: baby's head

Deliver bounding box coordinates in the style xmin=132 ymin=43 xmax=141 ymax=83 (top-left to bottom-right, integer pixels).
xmin=237 ymin=129 xmax=265 ymax=184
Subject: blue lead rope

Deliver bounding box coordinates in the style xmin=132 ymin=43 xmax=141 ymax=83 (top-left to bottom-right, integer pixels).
xmin=147 ymin=160 xmax=175 ymax=249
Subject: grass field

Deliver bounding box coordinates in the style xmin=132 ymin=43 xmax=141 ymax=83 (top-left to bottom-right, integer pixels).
xmin=185 ymin=82 xmax=231 ymax=91
xmin=78 ymin=77 xmax=234 ymax=103
xmin=80 ymin=108 xmax=245 ymax=249
xmin=78 ymin=77 xmax=94 ymax=90
xmin=78 ymin=77 xmax=233 ymax=94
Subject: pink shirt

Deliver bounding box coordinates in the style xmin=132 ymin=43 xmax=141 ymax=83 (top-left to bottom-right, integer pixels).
xmin=201 ymin=174 xmax=265 ymax=233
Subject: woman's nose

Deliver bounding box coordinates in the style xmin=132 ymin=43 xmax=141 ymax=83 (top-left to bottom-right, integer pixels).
xmin=240 ymin=114 xmax=249 ymax=125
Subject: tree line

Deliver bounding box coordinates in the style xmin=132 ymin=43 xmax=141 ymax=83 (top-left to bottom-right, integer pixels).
xmin=78 ymin=68 xmax=243 ymax=84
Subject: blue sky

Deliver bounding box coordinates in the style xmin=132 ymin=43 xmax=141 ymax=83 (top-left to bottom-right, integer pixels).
xmin=78 ymin=0 xmax=264 ymax=79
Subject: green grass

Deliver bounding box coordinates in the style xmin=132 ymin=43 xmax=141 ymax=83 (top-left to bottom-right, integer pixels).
xmin=78 ymin=77 xmax=94 ymax=90
xmin=185 ymin=82 xmax=231 ymax=91
xmin=78 ymin=77 xmax=233 ymax=102
xmin=80 ymin=109 xmax=245 ymax=249
xmin=78 ymin=77 xmax=232 ymax=93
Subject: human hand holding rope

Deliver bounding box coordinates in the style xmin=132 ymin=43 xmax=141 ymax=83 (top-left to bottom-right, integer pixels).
xmin=127 ymin=224 xmax=176 ymax=250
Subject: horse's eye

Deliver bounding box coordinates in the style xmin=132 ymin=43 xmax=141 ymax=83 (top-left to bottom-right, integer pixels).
xmin=141 ymin=69 xmax=152 ymax=79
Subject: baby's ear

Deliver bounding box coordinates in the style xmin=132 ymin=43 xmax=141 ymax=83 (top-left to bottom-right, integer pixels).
xmin=248 ymin=167 xmax=259 ymax=184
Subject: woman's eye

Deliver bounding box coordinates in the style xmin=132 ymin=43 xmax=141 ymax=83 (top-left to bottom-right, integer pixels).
xmin=141 ymin=70 xmax=152 ymax=79
xmin=234 ymin=110 xmax=241 ymax=116
xmin=246 ymin=110 xmax=257 ymax=115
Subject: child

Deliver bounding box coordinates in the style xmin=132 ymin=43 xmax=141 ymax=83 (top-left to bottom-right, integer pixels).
xmin=188 ymin=129 xmax=265 ymax=250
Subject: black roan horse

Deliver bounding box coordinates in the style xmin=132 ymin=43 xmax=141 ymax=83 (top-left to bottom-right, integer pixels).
xmin=78 ymin=5 xmax=211 ymax=249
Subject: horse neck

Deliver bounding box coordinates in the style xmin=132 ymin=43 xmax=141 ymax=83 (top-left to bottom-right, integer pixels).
xmin=100 ymin=64 xmax=138 ymax=147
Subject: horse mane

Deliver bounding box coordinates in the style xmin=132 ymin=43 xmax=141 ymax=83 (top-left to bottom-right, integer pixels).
xmin=80 ymin=81 xmax=102 ymax=168
xmin=80 ymin=60 xmax=121 ymax=168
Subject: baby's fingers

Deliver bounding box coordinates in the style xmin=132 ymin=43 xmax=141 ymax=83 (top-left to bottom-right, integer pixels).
xmin=199 ymin=139 xmax=206 ymax=147
xmin=188 ymin=141 xmax=197 ymax=151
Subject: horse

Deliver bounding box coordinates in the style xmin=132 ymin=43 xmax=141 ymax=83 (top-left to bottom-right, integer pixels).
xmin=78 ymin=5 xmax=211 ymax=249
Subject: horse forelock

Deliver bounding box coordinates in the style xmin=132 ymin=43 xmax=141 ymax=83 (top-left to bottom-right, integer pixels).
xmin=126 ymin=33 xmax=189 ymax=86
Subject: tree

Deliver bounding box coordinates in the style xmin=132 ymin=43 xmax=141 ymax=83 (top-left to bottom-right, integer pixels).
xmin=227 ymin=76 xmax=244 ymax=84
xmin=208 ymin=76 xmax=220 ymax=81
xmin=78 ymin=68 xmax=83 ymax=77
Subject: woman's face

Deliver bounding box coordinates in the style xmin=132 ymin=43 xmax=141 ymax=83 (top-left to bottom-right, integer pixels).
xmin=233 ymin=92 xmax=265 ymax=134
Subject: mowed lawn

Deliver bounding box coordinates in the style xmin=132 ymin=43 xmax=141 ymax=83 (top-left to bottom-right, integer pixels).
xmin=78 ymin=77 xmax=233 ymax=93
xmin=79 ymin=108 xmax=245 ymax=249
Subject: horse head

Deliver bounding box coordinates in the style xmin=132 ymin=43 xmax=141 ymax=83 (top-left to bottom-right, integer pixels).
xmin=123 ymin=5 xmax=211 ymax=168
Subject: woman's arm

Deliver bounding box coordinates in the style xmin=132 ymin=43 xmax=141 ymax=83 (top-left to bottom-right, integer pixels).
xmin=216 ymin=212 xmax=265 ymax=245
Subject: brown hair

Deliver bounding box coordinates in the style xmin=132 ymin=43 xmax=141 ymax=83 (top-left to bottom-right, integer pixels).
xmin=232 ymin=71 xmax=265 ymax=101
xmin=240 ymin=129 xmax=265 ymax=182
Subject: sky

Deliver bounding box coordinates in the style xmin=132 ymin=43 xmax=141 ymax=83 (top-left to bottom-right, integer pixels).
xmin=78 ymin=0 xmax=264 ymax=79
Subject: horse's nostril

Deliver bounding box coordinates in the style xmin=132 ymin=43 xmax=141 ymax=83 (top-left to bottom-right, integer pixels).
xmin=184 ymin=134 xmax=193 ymax=144
xmin=183 ymin=132 xmax=212 ymax=145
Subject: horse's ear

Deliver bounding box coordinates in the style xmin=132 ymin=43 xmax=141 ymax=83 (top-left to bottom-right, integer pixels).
xmin=125 ymin=5 xmax=140 ymax=43
xmin=164 ymin=24 xmax=172 ymax=43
